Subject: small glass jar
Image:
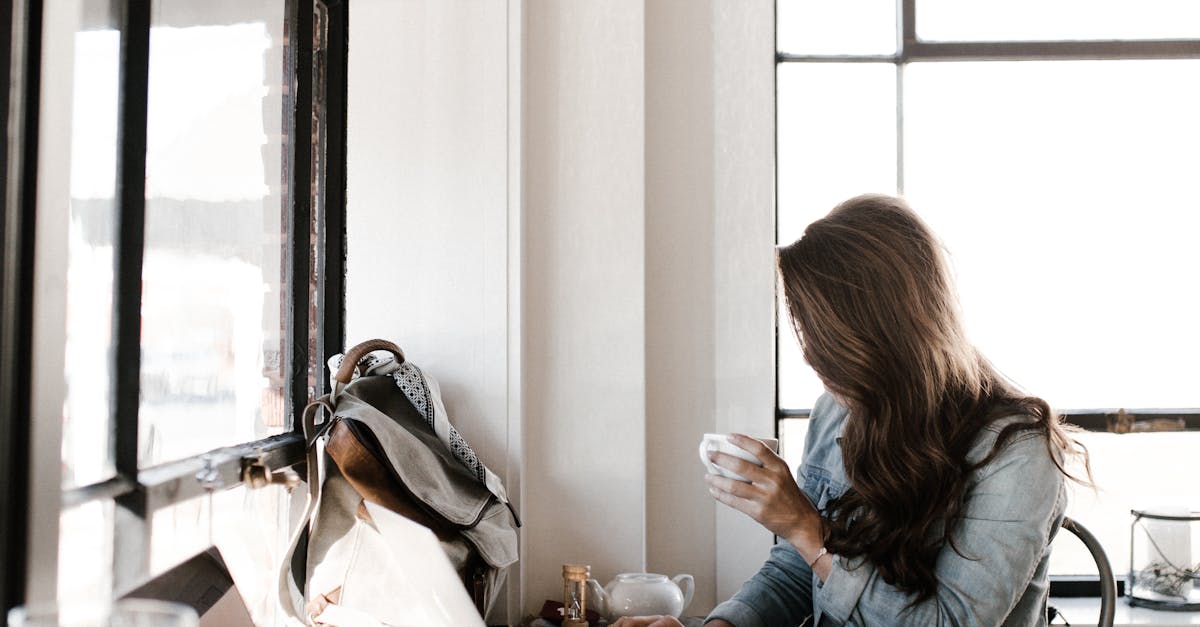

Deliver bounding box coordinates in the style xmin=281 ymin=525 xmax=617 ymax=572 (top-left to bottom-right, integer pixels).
xmin=1127 ymin=508 xmax=1200 ymax=610
xmin=562 ymin=564 xmax=590 ymax=627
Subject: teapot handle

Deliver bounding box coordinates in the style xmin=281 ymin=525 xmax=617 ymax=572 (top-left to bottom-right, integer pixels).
xmin=585 ymin=578 xmax=607 ymax=618
xmin=672 ymin=574 xmax=695 ymax=614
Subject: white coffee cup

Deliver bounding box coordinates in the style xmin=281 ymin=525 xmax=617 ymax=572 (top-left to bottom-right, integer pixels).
xmin=698 ymin=433 xmax=780 ymax=482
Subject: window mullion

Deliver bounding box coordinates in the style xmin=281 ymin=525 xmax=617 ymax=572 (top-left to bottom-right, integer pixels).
xmin=2 ymin=0 xmax=44 ymax=617
xmin=780 ymin=408 xmax=1200 ymax=433
xmin=896 ymin=0 xmax=909 ymax=195
xmin=63 ymin=433 xmax=306 ymax=517
xmin=899 ymin=0 xmax=915 ymax=59
xmin=138 ymin=433 xmax=305 ymax=514
xmin=110 ymin=0 xmax=153 ymax=594
xmin=319 ymin=0 xmax=348 ymax=380
xmin=907 ymin=39 xmax=1200 ymax=61
xmin=111 ymin=0 xmax=151 ymax=482
xmin=62 ymin=476 xmax=136 ymax=511
xmin=895 ymin=62 xmax=905 ymax=196
xmin=287 ymin=0 xmax=315 ymax=427
xmin=776 ymin=53 xmax=899 ymax=63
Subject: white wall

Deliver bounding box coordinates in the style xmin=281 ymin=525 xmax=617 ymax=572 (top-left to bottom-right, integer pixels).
xmin=344 ymin=0 xmax=512 ymax=505
xmin=645 ymin=0 xmax=720 ymax=607
xmin=522 ymin=0 xmax=650 ymax=613
xmin=345 ymin=0 xmax=775 ymax=621
xmin=710 ymin=1 xmax=778 ymax=601
xmin=343 ymin=1 xmax=516 ymax=622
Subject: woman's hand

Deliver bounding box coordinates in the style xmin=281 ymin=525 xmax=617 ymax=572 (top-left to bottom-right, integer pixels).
xmin=704 ymin=434 xmax=824 ymax=555
xmin=609 ymin=616 xmax=684 ymax=627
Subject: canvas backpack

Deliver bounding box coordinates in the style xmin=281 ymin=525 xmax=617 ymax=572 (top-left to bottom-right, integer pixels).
xmin=278 ymin=339 xmax=520 ymax=625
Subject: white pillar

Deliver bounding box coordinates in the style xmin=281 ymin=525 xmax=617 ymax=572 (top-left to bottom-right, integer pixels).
xmin=521 ymin=0 xmax=649 ymax=615
xmin=711 ymin=0 xmax=778 ymax=602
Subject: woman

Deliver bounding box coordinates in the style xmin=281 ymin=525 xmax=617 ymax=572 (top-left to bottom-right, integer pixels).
xmin=615 ymin=194 xmax=1089 ymax=627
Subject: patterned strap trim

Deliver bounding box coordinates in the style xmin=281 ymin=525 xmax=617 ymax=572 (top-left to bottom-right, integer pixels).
xmin=391 ymin=362 xmax=487 ymax=484
xmin=328 ymin=351 xmax=488 ymax=485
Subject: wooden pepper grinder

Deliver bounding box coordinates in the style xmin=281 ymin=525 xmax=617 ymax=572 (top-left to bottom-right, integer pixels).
xmin=562 ymin=564 xmax=590 ymax=627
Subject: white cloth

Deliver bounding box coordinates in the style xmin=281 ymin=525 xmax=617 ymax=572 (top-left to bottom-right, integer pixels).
xmin=309 ymin=501 xmax=485 ymax=627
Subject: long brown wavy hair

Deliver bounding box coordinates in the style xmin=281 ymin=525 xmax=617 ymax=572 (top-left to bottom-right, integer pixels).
xmin=777 ymin=194 xmax=1091 ymax=602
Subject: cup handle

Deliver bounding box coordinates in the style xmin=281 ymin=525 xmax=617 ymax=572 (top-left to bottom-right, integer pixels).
xmin=672 ymin=574 xmax=695 ymax=614
xmin=698 ymin=440 xmax=717 ymax=474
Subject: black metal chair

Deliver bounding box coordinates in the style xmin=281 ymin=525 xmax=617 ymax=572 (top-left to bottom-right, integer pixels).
xmin=1048 ymin=517 xmax=1116 ymax=627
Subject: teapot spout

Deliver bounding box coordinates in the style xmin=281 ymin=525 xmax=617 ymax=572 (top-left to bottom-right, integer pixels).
xmin=585 ymin=578 xmax=608 ymax=618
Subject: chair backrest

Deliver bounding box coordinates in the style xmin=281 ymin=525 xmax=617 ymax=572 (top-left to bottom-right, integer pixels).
xmin=1058 ymin=516 xmax=1117 ymax=627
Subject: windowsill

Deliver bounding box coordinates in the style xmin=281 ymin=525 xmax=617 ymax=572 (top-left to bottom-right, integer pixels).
xmin=1048 ymin=597 xmax=1200 ymax=626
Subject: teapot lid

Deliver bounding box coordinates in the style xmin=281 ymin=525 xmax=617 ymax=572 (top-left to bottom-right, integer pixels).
xmin=614 ymin=573 xmax=668 ymax=583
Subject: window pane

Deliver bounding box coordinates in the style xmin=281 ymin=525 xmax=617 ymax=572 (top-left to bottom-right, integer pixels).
xmin=63 ymin=4 xmax=120 ymax=489
xmin=1052 ymin=431 xmax=1200 ymax=576
xmin=777 ymin=0 xmax=896 ymax=55
xmin=778 ymin=417 xmax=811 ymax=471
xmin=904 ymin=60 xmax=1200 ymax=409
xmin=918 ymin=0 xmax=1200 ymax=42
xmin=777 ymin=63 xmax=897 ymax=409
xmin=58 ymin=500 xmax=114 ymax=605
xmin=150 ymin=484 xmax=299 ymax=626
xmin=140 ymin=0 xmax=291 ymax=466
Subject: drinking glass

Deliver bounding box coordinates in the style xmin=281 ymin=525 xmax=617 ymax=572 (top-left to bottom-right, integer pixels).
xmin=8 ymin=599 xmax=198 ymax=627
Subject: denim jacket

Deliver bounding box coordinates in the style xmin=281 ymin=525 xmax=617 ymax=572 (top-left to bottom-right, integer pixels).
xmin=707 ymin=393 xmax=1067 ymax=627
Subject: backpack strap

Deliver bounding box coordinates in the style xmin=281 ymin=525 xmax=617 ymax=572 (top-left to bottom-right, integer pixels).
xmin=277 ymin=398 xmax=337 ymax=624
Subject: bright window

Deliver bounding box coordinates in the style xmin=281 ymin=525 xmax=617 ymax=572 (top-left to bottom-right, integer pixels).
xmin=917 ymin=0 xmax=1200 ymax=42
xmin=777 ymin=0 xmax=1200 ymax=581
xmin=7 ymin=0 xmax=346 ymax=619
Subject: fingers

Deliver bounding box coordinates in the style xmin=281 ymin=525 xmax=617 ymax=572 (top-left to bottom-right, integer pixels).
xmin=727 ymin=433 xmax=789 ymax=473
xmin=707 ymin=447 xmax=790 ymax=487
xmin=705 ymin=471 xmax=757 ymax=498
xmin=706 ymin=450 xmax=764 ymax=482
xmin=705 ymin=474 xmax=761 ymax=518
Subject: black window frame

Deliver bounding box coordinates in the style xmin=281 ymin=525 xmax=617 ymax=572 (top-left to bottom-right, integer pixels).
xmin=1 ymin=0 xmax=347 ymax=617
xmin=2 ymin=0 xmax=42 ymax=621
xmin=774 ymin=0 xmax=1200 ymax=600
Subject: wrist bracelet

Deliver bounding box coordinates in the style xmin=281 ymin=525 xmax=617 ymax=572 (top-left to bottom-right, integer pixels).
xmin=807 ymin=546 xmax=828 ymax=569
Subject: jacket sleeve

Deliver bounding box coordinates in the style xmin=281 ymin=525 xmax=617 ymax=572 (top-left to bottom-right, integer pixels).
xmin=814 ymin=432 xmax=1067 ymax=627
xmin=706 ymin=541 xmax=815 ymax=627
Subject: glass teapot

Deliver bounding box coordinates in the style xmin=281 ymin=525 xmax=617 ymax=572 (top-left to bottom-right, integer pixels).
xmin=585 ymin=572 xmax=695 ymax=621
